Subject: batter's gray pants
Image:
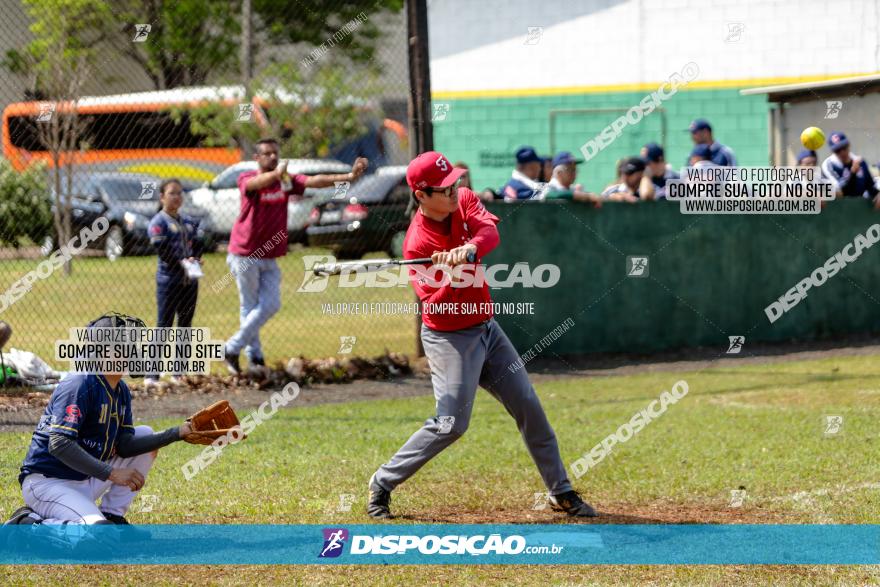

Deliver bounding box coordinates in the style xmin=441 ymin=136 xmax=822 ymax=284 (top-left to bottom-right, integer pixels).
xmin=373 ymin=318 xmax=573 ymax=495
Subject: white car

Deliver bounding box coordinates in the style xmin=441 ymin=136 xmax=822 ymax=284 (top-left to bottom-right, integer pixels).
xmin=188 ymin=159 xmax=351 ymax=242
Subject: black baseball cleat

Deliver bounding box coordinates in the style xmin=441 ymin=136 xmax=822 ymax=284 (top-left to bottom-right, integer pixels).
xmin=250 ymin=356 xmax=265 ymax=367
xmin=3 ymin=506 xmax=40 ymax=526
xmin=548 ymin=491 xmax=598 ymax=517
xmin=367 ymin=475 xmax=393 ymax=519
xmin=101 ymin=512 xmax=151 ymax=541
xmin=224 ymin=350 xmax=241 ymax=375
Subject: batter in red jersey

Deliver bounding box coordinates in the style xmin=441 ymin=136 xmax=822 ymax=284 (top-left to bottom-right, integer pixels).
xmin=367 ymin=151 xmax=597 ymax=519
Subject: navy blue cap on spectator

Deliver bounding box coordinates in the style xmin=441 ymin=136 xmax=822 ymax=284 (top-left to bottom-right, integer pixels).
xmin=551 ymin=151 xmax=582 ymax=167
xmin=690 ymin=144 xmax=712 ymax=160
xmin=828 ymin=132 xmax=849 ymax=152
xmin=688 ymin=118 xmax=712 ymax=133
xmin=621 ymin=157 xmax=646 ymax=175
xmin=642 ymin=142 xmax=665 ymax=162
xmin=515 ymin=146 xmax=543 ymax=164
xmin=796 ymin=149 xmax=817 ymax=163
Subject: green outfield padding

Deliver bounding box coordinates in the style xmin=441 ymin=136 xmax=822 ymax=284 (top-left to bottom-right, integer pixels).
xmin=486 ymin=199 xmax=880 ymax=355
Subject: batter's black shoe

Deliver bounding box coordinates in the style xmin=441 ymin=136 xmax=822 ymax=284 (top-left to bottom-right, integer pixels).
xmin=549 ymin=491 xmax=598 ymax=517
xmin=101 ymin=512 xmax=151 ymax=541
xmin=3 ymin=506 xmax=40 ymax=526
xmin=224 ymin=350 xmax=241 ymax=375
xmin=367 ymin=475 xmax=393 ymax=519
xmin=250 ymin=356 xmax=265 ymax=367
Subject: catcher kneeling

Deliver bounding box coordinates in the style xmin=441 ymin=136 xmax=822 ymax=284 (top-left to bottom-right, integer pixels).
xmin=4 ymin=313 xmax=219 ymax=528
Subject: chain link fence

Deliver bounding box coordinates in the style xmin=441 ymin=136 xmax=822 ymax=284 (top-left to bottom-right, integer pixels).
xmin=0 ymin=0 xmax=418 ymax=373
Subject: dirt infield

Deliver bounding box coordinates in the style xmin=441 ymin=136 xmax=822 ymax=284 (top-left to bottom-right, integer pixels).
xmin=2 ymin=335 xmax=880 ymax=433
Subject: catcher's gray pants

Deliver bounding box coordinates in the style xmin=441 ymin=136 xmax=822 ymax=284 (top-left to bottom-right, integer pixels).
xmin=373 ymin=318 xmax=573 ymax=496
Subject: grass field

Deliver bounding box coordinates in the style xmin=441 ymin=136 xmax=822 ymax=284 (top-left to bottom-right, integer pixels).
xmin=0 ymin=247 xmax=416 ymax=366
xmin=2 ymin=353 xmax=879 ymax=584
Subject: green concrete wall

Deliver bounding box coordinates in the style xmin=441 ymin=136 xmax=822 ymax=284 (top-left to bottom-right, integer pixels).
xmin=485 ymin=199 xmax=880 ymax=355
xmin=433 ymin=88 xmax=770 ymax=194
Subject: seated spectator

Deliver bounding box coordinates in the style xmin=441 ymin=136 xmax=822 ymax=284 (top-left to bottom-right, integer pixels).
xmin=453 ymin=161 xmax=472 ymax=189
xmin=541 ymin=157 xmax=554 ymax=183
xmin=796 ymin=149 xmax=817 ymax=167
xmin=500 ymin=146 xmax=545 ymax=201
xmin=639 ymin=143 xmax=680 ymax=200
xmin=544 ymin=151 xmax=602 ymax=206
xmin=820 ymin=132 xmax=879 ymax=202
xmin=687 ymin=118 xmax=737 ymax=167
xmin=689 ymin=144 xmax=718 ymax=168
xmin=600 ymin=157 xmax=644 ymax=202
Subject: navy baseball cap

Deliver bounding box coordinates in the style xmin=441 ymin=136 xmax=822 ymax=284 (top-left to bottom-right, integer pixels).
xmin=688 ymin=118 xmax=712 ymax=133
xmin=828 ymin=132 xmax=850 ymax=151
xmin=796 ymin=149 xmax=817 ymax=163
xmin=690 ymin=144 xmax=712 ymax=159
xmin=551 ymin=151 xmax=582 ymax=167
xmin=642 ymin=142 xmax=665 ymax=162
xmin=515 ymin=146 xmax=543 ymax=164
xmin=621 ymin=157 xmax=646 ymax=175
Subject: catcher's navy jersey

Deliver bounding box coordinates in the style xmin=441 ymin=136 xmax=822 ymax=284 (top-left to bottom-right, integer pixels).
xmin=19 ymin=373 xmax=134 ymax=484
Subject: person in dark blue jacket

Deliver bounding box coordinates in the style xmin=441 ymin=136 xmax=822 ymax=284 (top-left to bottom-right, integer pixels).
xmin=820 ymin=132 xmax=879 ymax=202
xmin=500 ymin=146 xmax=547 ymax=201
xmin=144 ymin=180 xmax=203 ymax=386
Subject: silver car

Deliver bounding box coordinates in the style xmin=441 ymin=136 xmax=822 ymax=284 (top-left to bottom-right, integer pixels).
xmin=188 ymin=159 xmax=350 ymax=242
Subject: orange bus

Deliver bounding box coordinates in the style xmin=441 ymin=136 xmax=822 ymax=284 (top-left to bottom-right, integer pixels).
xmin=1 ymin=86 xmax=265 ymax=186
xmin=2 ymin=86 xmax=409 ymax=186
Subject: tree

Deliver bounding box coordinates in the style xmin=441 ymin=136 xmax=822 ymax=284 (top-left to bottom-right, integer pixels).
xmin=11 ymin=0 xmax=113 ymax=275
xmin=177 ymin=61 xmax=377 ymax=159
xmin=0 ymin=160 xmax=51 ymax=249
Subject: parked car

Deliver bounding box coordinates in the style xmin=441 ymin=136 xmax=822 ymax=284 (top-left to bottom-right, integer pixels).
xmin=306 ymin=166 xmax=409 ymax=259
xmin=187 ymin=159 xmax=352 ymax=242
xmin=44 ymin=173 xmax=218 ymax=261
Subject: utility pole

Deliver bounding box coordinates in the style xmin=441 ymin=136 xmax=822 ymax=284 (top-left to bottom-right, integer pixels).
xmin=406 ymin=0 xmax=433 ymax=357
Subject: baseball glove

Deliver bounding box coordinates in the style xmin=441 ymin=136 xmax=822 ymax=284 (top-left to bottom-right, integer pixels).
xmin=184 ymin=400 xmax=245 ymax=445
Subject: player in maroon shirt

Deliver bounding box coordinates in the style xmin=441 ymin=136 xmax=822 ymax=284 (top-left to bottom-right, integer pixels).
xmin=367 ymin=151 xmax=597 ymax=519
xmin=224 ymin=138 xmax=367 ymax=373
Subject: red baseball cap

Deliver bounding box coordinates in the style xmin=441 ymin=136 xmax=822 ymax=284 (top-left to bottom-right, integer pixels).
xmin=406 ymin=151 xmax=466 ymax=191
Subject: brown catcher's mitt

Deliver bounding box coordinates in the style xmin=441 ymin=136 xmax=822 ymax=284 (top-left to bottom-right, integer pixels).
xmin=184 ymin=400 xmax=245 ymax=445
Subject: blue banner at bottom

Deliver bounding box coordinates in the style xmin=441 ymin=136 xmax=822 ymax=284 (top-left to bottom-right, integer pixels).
xmin=0 ymin=524 xmax=877 ymax=564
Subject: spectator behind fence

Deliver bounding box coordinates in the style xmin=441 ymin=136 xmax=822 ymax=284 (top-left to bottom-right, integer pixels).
xmin=544 ymin=151 xmax=601 ymax=206
xmin=796 ymin=149 xmax=817 ymax=167
xmin=224 ymin=138 xmax=368 ymax=374
xmin=500 ymin=146 xmax=545 ymax=201
xmin=541 ymin=157 xmax=553 ymax=184
xmin=639 ymin=143 xmax=680 ymax=200
xmin=688 ymin=144 xmax=718 ymax=168
xmin=820 ymin=132 xmax=879 ymax=203
xmin=600 ymin=157 xmax=644 ymax=202
xmin=453 ymin=161 xmax=472 ymax=190
xmin=687 ymin=118 xmax=737 ymax=167
xmin=145 ymin=179 xmax=203 ymax=387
